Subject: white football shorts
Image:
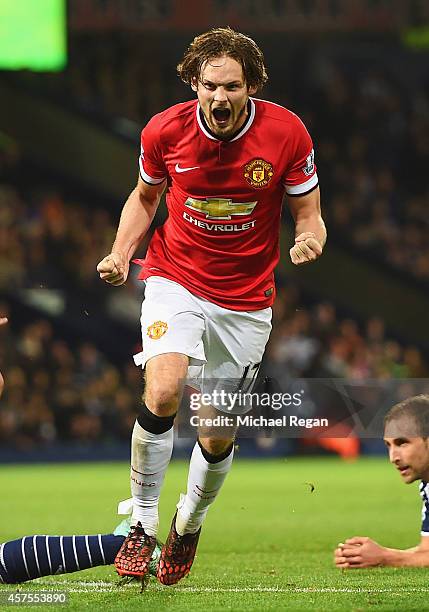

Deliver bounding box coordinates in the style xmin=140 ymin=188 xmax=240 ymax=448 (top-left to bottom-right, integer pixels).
xmin=133 ymin=276 xmax=272 ymax=414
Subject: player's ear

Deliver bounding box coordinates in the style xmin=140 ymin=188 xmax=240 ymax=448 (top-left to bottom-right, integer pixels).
xmin=191 ymin=77 xmax=198 ymax=92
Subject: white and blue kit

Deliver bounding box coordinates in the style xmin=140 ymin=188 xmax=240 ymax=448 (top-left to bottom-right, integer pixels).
xmin=419 ymin=481 xmax=429 ymax=536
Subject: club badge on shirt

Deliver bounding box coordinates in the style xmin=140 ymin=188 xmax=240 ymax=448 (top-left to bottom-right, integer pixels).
xmin=147 ymin=321 xmax=168 ymax=339
xmin=244 ymin=159 xmax=274 ymax=188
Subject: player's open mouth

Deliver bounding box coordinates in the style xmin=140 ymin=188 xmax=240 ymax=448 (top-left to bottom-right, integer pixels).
xmin=212 ymin=107 xmax=231 ymax=125
xmin=398 ymin=465 xmax=410 ymax=475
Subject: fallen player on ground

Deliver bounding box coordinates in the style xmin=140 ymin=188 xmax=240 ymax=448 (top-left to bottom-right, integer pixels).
xmin=335 ymin=395 xmax=429 ymax=568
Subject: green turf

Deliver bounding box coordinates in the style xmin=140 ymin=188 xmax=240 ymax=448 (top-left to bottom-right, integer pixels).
xmin=0 ymin=457 xmax=428 ymax=611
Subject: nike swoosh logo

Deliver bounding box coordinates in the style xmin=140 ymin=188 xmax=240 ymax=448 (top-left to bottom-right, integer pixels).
xmin=175 ymin=163 xmax=200 ymax=173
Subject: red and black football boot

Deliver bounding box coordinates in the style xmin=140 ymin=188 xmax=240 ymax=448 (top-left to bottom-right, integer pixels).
xmin=157 ymin=512 xmax=201 ymax=585
xmin=114 ymin=521 xmax=157 ymax=578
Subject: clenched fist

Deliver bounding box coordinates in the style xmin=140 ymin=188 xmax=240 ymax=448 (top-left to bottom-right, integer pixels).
xmin=290 ymin=232 xmax=323 ymax=266
xmin=97 ymin=252 xmax=129 ymax=286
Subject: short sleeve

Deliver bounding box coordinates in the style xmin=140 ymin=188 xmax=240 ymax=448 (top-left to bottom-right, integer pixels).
xmin=283 ymin=116 xmax=318 ymax=197
xmin=138 ymin=117 xmax=168 ymax=185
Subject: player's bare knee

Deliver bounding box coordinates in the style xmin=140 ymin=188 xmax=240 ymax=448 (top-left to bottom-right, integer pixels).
xmin=199 ymin=436 xmax=234 ymax=456
xmin=144 ymin=384 xmax=182 ymax=416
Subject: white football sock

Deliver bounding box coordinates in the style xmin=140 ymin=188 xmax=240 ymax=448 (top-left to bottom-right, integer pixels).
xmin=130 ymin=420 xmax=173 ymax=536
xmin=175 ymin=442 xmax=234 ymax=536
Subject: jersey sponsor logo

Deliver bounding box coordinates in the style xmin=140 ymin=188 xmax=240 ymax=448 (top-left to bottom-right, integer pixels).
xmin=184 ymin=197 xmax=257 ymax=220
xmin=183 ymin=212 xmax=256 ymax=232
xmin=175 ymin=163 xmax=200 ymax=173
xmin=147 ymin=320 xmax=168 ymax=340
xmin=302 ymin=149 xmax=315 ymax=176
xmin=244 ymin=158 xmax=274 ymax=188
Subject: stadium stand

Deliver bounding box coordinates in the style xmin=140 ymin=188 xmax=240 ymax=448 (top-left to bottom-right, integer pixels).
xmin=1 ymin=277 xmax=427 ymax=449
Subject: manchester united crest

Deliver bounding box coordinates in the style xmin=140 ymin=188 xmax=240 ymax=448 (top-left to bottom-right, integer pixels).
xmin=244 ymin=159 xmax=274 ymax=188
xmin=147 ymin=320 xmax=168 ymax=340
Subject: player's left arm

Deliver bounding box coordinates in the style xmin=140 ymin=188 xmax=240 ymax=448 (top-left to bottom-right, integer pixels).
xmin=334 ymin=535 xmax=429 ymax=569
xmin=287 ymin=186 xmax=326 ymax=265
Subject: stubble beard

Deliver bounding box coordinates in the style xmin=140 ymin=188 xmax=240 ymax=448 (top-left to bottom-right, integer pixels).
xmin=208 ymin=100 xmax=248 ymax=139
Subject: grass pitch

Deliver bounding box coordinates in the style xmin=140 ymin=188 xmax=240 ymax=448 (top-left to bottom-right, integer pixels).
xmin=0 ymin=457 xmax=428 ymax=611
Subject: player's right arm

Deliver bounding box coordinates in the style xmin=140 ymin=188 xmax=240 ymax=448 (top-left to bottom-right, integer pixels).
xmin=382 ymin=536 xmax=429 ymax=567
xmin=334 ymin=535 xmax=429 ymax=568
xmin=97 ymin=177 xmax=166 ymax=286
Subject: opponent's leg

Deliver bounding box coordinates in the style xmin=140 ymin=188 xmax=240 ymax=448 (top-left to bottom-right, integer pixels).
xmin=114 ymin=353 xmax=188 ymax=578
xmin=0 ymin=518 xmax=163 ymax=585
xmin=0 ymin=534 xmax=124 ymax=584
xmin=157 ymin=435 xmax=234 ymax=585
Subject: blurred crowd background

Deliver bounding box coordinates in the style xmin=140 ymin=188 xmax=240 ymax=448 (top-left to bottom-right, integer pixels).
xmin=2 ymin=287 xmax=427 ymax=451
xmin=1 ymin=4 xmax=429 ymax=457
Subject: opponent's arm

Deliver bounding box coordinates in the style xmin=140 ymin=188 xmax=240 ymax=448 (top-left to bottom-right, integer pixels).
xmin=287 ymin=186 xmax=327 ymax=265
xmin=334 ymin=535 xmax=429 ymax=569
xmin=97 ymin=177 xmax=166 ymax=286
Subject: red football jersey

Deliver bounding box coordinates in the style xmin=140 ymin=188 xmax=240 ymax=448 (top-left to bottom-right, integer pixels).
xmin=136 ymin=98 xmax=318 ymax=311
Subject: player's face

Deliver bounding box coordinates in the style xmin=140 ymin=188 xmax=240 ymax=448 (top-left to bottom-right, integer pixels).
xmin=192 ymin=56 xmax=256 ymax=139
xmin=384 ymin=420 xmax=429 ymax=483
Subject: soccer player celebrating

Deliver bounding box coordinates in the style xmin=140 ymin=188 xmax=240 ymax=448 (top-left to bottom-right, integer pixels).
xmin=335 ymin=395 xmax=429 ymax=569
xmin=97 ymin=27 xmax=326 ymax=585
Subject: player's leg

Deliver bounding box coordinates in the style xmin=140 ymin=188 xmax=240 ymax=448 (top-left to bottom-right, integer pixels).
xmin=0 ymin=518 xmax=162 ymax=585
xmin=115 ymin=353 xmax=187 ymax=578
xmin=182 ymin=304 xmax=272 ymax=532
xmin=176 ymin=399 xmax=237 ymax=538
xmin=0 ymin=534 xmax=124 ymax=584
xmin=132 ymin=352 xmax=188 ymax=533
xmin=157 ymin=431 xmax=234 ymax=585
xmin=176 ymin=433 xmax=235 ymax=534
xmin=158 ymin=303 xmax=271 ymax=585
xmin=115 ymin=277 xmax=206 ymax=578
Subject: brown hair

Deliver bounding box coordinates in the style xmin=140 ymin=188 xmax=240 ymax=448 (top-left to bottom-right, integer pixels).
xmin=177 ymin=27 xmax=268 ymax=91
xmin=384 ymin=395 xmax=429 ymax=437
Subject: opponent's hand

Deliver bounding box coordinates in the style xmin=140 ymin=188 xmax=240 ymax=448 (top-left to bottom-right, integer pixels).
xmin=97 ymin=252 xmax=129 ymax=286
xmin=290 ymin=232 xmax=323 ymax=265
xmin=334 ymin=537 xmax=386 ymax=569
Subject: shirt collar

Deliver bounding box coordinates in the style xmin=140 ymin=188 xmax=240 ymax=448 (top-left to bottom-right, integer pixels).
xmin=196 ymin=98 xmax=256 ymax=142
